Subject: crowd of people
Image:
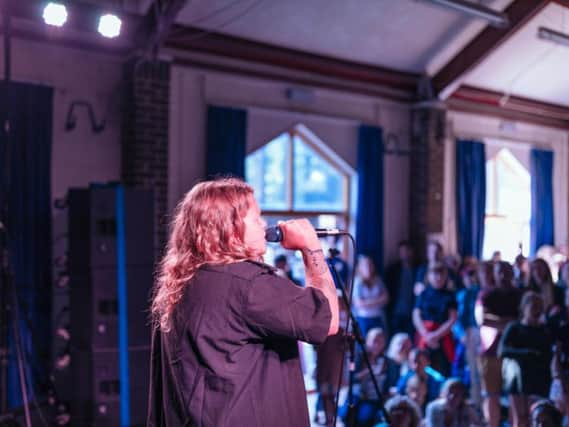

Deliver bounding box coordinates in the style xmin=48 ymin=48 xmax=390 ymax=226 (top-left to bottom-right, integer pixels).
xmin=277 ymin=240 xmax=569 ymax=427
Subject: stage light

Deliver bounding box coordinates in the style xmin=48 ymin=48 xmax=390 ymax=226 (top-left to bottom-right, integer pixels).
xmin=43 ymin=2 xmax=68 ymax=27
xmin=97 ymin=14 xmax=122 ymax=38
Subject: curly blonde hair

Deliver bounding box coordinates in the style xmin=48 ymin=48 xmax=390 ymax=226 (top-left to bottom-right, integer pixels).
xmin=151 ymin=178 xmax=260 ymax=332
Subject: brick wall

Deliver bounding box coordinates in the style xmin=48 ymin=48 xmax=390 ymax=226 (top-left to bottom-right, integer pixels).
xmin=410 ymin=106 xmax=446 ymax=256
xmin=122 ymin=59 xmax=170 ymax=260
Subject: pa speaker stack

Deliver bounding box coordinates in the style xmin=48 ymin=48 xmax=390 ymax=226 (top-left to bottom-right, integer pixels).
xmin=68 ymin=185 xmax=154 ymax=426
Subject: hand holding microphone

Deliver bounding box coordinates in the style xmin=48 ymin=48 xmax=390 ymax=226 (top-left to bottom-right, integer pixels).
xmin=265 ymin=221 xmax=347 ymax=249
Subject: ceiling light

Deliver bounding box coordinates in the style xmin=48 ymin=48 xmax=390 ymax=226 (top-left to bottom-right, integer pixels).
xmin=537 ymin=27 xmax=569 ymax=48
xmin=422 ymin=0 xmax=509 ymax=29
xmin=97 ymin=14 xmax=122 ymax=38
xmin=43 ymin=2 xmax=68 ymax=27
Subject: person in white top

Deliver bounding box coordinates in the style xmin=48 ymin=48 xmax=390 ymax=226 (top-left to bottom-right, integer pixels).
xmin=353 ymin=254 xmax=389 ymax=338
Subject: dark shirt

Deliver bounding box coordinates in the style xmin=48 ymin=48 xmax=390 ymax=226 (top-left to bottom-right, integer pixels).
xmin=550 ymin=310 xmax=569 ymax=372
xmin=415 ymin=286 xmax=457 ymax=324
xmin=498 ymin=321 xmax=553 ymax=395
xmin=394 ymin=265 xmax=416 ymax=316
xmin=147 ymin=260 xmax=332 ymax=427
xmin=479 ymin=286 xmax=522 ymax=356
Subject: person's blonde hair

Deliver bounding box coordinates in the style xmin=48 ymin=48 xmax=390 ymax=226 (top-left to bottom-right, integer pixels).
xmin=365 ymin=327 xmax=385 ymax=348
xmin=386 ymin=333 xmax=411 ymax=361
xmin=384 ymin=395 xmax=422 ymax=427
xmin=151 ymin=178 xmax=260 ymax=332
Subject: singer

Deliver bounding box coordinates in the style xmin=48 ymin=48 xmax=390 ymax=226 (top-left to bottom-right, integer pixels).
xmin=147 ymin=177 xmax=339 ymax=427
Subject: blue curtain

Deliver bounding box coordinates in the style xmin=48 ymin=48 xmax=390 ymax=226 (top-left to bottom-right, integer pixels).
xmin=206 ymin=106 xmax=247 ymax=179
xmin=530 ymin=149 xmax=554 ymax=256
xmin=456 ymin=140 xmax=486 ymax=259
xmin=0 ymin=81 xmax=53 ymax=408
xmin=356 ymin=125 xmax=384 ymax=273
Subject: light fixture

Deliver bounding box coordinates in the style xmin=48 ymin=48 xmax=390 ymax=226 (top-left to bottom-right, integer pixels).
xmin=97 ymin=13 xmax=122 ymax=38
xmin=422 ymin=0 xmax=509 ymax=29
xmin=537 ymin=27 xmax=569 ymax=48
xmin=43 ymin=2 xmax=68 ymax=27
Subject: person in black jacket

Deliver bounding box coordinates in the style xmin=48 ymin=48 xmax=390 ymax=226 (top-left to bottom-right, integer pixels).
xmin=147 ymin=178 xmax=339 ymax=427
xmin=385 ymin=240 xmax=417 ymax=336
xmin=499 ymin=291 xmax=553 ymax=427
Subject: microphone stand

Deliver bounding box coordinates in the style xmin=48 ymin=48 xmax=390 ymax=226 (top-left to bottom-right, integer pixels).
xmin=328 ymin=262 xmax=390 ymax=426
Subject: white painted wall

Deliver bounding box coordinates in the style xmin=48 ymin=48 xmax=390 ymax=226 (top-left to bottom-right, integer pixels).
xmin=444 ymin=110 xmax=569 ymax=256
xmin=1 ymin=37 xmax=124 ymax=213
xmin=169 ymin=65 xmax=412 ymax=265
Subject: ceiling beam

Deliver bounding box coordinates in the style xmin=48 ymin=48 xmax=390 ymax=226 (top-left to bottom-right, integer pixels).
xmin=138 ymin=0 xmax=189 ymax=56
xmin=433 ymin=0 xmax=550 ymax=100
xmin=165 ymin=25 xmax=420 ymax=95
xmin=550 ymin=0 xmax=569 ymax=8
xmin=448 ymin=85 xmax=569 ymax=128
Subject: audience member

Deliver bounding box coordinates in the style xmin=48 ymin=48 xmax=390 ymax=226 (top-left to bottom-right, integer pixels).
xmin=342 ymin=327 xmax=399 ymax=427
xmin=397 ymin=349 xmax=445 ymax=406
xmin=385 ymin=240 xmax=417 ymax=336
xmin=499 ymin=292 xmax=553 ymax=427
xmin=557 ymin=261 xmax=569 ymax=289
xmin=413 ymin=263 xmax=457 ymax=375
xmin=475 ymin=261 xmax=522 ymax=427
xmin=549 ymin=286 xmax=569 ymax=421
xmin=477 ymin=260 xmax=495 ymax=291
xmin=425 ymin=378 xmax=483 ymax=427
xmin=415 ymin=241 xmax=458 ymax=295
xmin=375 ymin=395 xmax=423 ymax=427
xmin=353 ymin=255 xmax=389 ymax=338
xmin=453 ymin=266 xmax=482 ymax=406
xmin=530 ymin=399 xmax=564 ymax=427
xmin=274 ymin=253 xmax=302 ymax=286
xmin=386 ymin=332 xmax=413 ymax=380
xmin=514 ymin=254 xmax=529 ymax=289
xmin=405 ymin=374 xmax=427 ymax=414
xmin=326 ymin=247 xmax=350 ymax=291
xmin=528 ymin=258 xmax=565 ymax=318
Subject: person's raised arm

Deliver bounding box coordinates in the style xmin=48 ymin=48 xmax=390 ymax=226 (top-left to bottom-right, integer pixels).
xmin=280 ymin=219 xmax=339 ymax=336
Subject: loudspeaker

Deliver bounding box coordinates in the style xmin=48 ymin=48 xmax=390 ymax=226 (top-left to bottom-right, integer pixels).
xmin=71 ymin=348 xmax=149 ymax=426
xmin=70 ymin=265 xmax=153 ymax=350
xmin=68 ymin=187 xmax=154 ymax=270
xmin=67 ymin=186 xmax=154 ymax=426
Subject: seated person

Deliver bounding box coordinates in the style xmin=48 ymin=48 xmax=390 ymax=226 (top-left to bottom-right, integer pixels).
xmin=404 ymin=374 xmax=427 ymax=415
xmin=375 ymin=395 xmax=423 ymax=427
xmin=397 ymin=348 xmax=445 ymax=406
xmin=274 ymin=253 xmax=302 ymax=286
xmin=530 ymin=399 xmax=563 ymax=427
xmin=339 ymin=328 xmax=399 ymax=427
xmin=425 ymin=378 xmax=483 ymax=427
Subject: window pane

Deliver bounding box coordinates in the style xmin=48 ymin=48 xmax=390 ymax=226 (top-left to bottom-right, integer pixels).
xmin=495 ymin=149 xmax=530 ymax=220
xmin=245 ymin=133 xmax=289 ymax=210
xmin=292 ymin=135 xmax=346 ymax=212
xmin=482 ymin=148 xmax=531 ymax=262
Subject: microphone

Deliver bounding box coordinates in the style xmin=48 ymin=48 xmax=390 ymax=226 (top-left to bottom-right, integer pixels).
xmin=265 ymin=225 xmax=347 ymax=242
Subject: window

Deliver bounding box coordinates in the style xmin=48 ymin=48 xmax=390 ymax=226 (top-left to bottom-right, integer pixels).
xmin=246 ymin=124 xmax=354 ymax=281
xmin=482 ymin=147 xmax=531 ymax=262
